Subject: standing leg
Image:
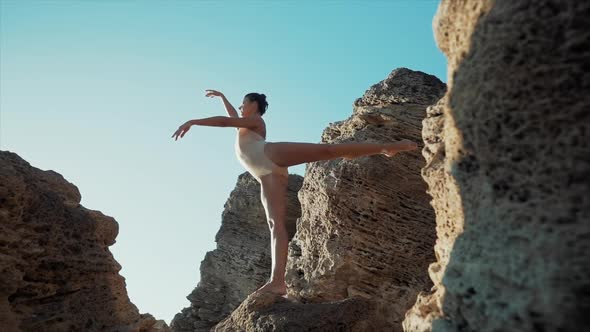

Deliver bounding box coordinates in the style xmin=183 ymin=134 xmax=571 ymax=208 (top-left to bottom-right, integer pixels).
xmin=255 ymin=172 xmax=289 ymax=296
xmin=264 ymin=139 xmax=418 ymax=168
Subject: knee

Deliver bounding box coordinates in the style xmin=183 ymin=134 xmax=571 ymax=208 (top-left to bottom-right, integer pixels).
xmin=267 ymin=218 xmax=287 ymax=232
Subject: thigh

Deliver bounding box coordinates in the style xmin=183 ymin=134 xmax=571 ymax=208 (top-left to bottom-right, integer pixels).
xmin=259 ymin=173 xmax=288 ymax=224
xmin=264 ymin=142 xmax=333 ymax=168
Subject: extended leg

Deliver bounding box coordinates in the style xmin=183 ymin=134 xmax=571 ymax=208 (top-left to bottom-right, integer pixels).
xmin=333 ymin=141 xmax=417 ymax=159
xmin=331 ymin=142 xmax=383 ymax=160
xmin=264 ymin=139 xmax=418 ymax=168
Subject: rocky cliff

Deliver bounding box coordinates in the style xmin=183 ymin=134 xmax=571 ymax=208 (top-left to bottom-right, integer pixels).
xmin=4 ymin=1 xmax=585 ymax=330
xmin=170 ymin=173 xmax=304 ymax=331
xmin=0 ymin=67 xmax=445 ymax=332
xmin=213 ymin=68 xmax=446 ymax=331
xmin=404 ymin=1 xmax=590 ymax=331
xmin=0 ymin=151 xmax=169 ymax=332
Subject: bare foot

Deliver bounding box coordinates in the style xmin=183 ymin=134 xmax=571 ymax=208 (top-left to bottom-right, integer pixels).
xmin=254 ymin=280 xmax=287 ymax=296
xmin=381 ymin=139 xmax=418 ymax=157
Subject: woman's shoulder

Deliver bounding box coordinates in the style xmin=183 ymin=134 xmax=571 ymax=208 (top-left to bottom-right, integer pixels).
xmin=251 ymin=116 xmax=266 ymax=134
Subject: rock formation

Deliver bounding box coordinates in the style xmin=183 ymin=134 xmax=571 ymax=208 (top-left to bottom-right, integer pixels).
xmin=0 ymin=151 xmax=169 ymax=332
xmin=404 ymin=1 xmax=590 ymax=331
xmin=7 ymin=1 xmax=585 ymax=329
xmin=214 ymin=68 xmax=446 ymax=331
xmin=0 ymin=64 xmax=445 ymax=332
xmin=170 ymin=173 xmax=304 ymax=332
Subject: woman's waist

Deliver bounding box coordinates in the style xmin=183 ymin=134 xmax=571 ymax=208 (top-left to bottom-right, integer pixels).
xmin=236 ymin=138 xmax=265 ymax=147
xmin=235 ymin=139 xmax=265 ymax=153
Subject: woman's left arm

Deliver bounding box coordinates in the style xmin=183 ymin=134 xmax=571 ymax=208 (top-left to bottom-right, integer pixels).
xmin=189 ymin=116 xmax=228 ymax=127
xmin=172 ymin=116 xmax=226 ymax=141
xmin=173 ymin=116 xmax=261 ymax=141
xmin=191 ymin=116 xmax=262 ymax=129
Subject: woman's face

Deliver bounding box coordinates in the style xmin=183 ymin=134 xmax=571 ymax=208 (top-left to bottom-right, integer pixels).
xmin=239 ymin=98 xmax=258 ymax=117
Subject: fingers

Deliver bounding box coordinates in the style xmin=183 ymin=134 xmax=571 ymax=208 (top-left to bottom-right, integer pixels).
xmin=172 ymin=121 xmax=193 ymax=141
xmin=204 ymin=89 xmax=220 ymax=97
xmin=172 ymin=128 xmax=182 ymax=141
xmin=181 ymin=127 xmax=189 ymax=138
xmin=171 ymin=127 xmax=189 ymax=140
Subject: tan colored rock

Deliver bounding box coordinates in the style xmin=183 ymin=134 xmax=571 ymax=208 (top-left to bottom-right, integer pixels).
xmin=404 ymin=1 xmax=590 ymax=331
xmin=214 ymin=292 xmax=385 ymax=332
xmin=216 ymin=67 xmax=445 ymax=331
xmin=0 ymin=150 xmax=169 ymax=332
xmin=170 ymin=172 xmax=303 ymax=332
xmin=286 ymin=68 xmax=444 ymax=331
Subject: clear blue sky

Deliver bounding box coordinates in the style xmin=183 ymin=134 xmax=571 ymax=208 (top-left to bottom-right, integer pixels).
xmin=1 ymin=0 xmax=445 ymax=325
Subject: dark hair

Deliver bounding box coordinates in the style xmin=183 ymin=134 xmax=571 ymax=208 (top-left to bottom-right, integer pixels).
xmin=244 ymin=92 xmax=268 ymax=116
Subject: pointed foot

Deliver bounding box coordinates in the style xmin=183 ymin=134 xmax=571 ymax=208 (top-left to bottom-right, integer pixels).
xmin=381 ymin=139 xmax=418 ymax=157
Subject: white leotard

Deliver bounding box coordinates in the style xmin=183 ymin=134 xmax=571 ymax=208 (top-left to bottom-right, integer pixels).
xmin=234 ymin=128 xmax=288 ymax=181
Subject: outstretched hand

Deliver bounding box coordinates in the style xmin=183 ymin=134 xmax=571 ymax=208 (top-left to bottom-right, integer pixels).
xmin=172 ymin=121 xmax=193 ymax=141
xmin=205 ymin=89 xmax=224 ymax=99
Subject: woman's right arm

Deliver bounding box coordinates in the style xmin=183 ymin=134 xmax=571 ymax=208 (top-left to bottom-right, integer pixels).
xmin=205 ymin=89 xmax=239 ymax=118
xmin=221 ymin=95 xmax=239 ymax=118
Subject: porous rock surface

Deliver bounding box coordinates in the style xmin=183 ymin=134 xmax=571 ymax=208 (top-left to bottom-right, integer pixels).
xmin=170 ymin=172 xmax=304 ymax=332
xmin=0 ymin=150 xmax=169 ymax=332
xmin=403 ymin=1 xmax=590 ymax=331
xmin=215 ymin=67 xmax=446 ymax=331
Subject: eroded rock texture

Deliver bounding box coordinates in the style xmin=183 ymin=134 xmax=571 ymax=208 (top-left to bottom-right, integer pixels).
xmin=0 ymin=151 xmax=169 ymax=332
xmin=216 ymin=67 xmax=446 ymax=331
xmin=214 ymin=291 xmax=381 ymax=332
xmin=170 ymin=172 xmax=303 ymax=332
xmin=404 ymin=1 xmax=590 ymax=331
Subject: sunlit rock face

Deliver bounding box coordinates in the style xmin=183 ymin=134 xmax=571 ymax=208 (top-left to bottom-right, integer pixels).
xmin=215 ymin=67 xmax=446 ymax=332
xmin=0 ymin=150 xmax=169 ymax=332
xmin=404 ymin=1 xmax=590 ymax=331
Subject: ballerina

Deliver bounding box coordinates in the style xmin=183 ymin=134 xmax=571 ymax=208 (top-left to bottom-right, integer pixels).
xmin=172 ymin=89 xmax=417 ymax=297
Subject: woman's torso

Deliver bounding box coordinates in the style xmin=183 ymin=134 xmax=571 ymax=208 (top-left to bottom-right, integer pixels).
xmin=236 ymin=128 xmax=266 ymax=142
xmin=234 ymin=126 xmax=289 ymax=179
xmin=234 ymin=127 xmax=269 ymax=172
xmin=235 ymin=128 xmax=266 ymax=153
xmin=237 ymin=127 xmax=266 ymax=141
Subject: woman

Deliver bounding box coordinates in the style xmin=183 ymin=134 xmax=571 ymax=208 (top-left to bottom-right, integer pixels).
xmin=171 ymin=90 xmax=417 ymax=297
